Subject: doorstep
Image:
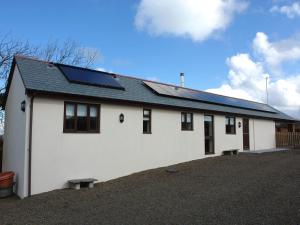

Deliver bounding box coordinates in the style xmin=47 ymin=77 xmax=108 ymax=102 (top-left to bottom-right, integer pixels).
xmin=242 ymin=148 xmax=290 ymax=154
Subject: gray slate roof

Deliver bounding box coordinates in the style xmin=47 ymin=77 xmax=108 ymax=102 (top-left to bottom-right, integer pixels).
xmin=13 ymin=56 xmax=295 ymax=121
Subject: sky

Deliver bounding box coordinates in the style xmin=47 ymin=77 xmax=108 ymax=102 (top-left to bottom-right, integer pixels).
xmin=1 ymin=0 xmax=300 ymax=118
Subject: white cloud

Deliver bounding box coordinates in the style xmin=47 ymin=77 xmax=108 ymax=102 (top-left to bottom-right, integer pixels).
xmin=207 ymin=53 xmax=268 ymax=103
xmin=135 ymin=0 xmax=248 ymax=42
xmin=253 ymin=32 xmax=300 ymax=69
xmin=206 ymin=32 xmax=300 ymax=119
xmin=146 ymin=76 xmax=159 ymax=81
xmin=271 ymin=2 xmax=300 ymax=18
xmin=206 ymin=84 xmax=254 ymax=100
xmin=95 ymin=67 xmax=107 ymax=72
xmin=268 ymin=76 xmax=300 ymax=108
xmin=95 ymin=67 xmax=114 ymax=73
xmin=226 ymin=53 xmax=269 ymax=94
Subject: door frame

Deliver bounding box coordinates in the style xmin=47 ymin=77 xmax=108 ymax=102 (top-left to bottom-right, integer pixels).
xmin=204 ymin=115 xmax=215 ymax=155
xmin=243 ymin=118 xmax=250 ymax=150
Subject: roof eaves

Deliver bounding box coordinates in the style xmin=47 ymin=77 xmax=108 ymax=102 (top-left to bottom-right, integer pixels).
xmin=1 ymin=58 xmax=17 ymax=109
xmin=26 ymin=88 xmax=297 ymax=122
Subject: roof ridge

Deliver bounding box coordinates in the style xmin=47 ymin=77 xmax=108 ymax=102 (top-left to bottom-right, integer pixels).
xmin=14 ymin=55 xmax=51 ymax=64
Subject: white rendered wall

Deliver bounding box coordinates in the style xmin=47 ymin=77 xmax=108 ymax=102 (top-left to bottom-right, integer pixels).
xmin=30 ymin=97 xmax=276 ymax=195
xmin=31 ymin=98 xmax=209 ymax=195
xmin=2 ymin=67 xmax=29 ymax=198
xmin=214 ymin=116 xmax=243 ymax=154
xmin=249 ymin=119 xmax=276 ymax=150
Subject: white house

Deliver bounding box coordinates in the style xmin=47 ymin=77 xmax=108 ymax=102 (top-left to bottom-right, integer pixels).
xmin=1 ymin=56 xmax=295 ymax=198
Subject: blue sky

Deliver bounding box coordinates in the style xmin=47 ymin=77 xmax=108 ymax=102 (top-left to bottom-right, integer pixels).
xmin=1 ymin=0 xmax=300 ymax=117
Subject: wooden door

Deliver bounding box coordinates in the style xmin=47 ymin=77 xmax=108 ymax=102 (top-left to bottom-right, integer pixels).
xmin=243 ymin=118 xmax=250 ymax=150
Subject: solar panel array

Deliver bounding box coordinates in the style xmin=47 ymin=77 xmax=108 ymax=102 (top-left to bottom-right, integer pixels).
xmin=143 ymin=81 xmax=276 ymax=113
xmin=57 ymin=64 xmax=124 ymax=90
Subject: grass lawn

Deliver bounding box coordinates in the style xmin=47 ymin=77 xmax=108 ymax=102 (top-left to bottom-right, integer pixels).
xmin=0 ymin=150 xmax=299 ymax=225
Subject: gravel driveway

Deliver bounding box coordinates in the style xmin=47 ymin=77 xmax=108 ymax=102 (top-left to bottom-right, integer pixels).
xmin=0 ymin=150 xmax=299 ymax=225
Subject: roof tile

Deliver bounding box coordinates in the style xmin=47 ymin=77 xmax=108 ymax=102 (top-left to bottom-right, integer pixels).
xmin=14 ymin=56 xmax=295 ymax=121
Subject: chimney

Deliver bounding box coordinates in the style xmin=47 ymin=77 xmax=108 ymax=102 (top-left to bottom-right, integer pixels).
xmin=180 ymin=73 xmax=185 ymax=87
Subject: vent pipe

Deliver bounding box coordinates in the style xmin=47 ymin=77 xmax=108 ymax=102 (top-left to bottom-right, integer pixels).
xmin=180 ymin=73 xmax=185 ymax=87
xmin=265 ymin=76 xmax=269 ymax=104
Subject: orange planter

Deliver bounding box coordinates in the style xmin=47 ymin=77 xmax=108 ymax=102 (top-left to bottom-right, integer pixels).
xmin=0 ymin=172 xmax=14 ymax=189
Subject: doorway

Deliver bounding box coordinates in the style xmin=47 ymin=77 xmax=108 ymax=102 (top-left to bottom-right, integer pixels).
xmin=243 ymin=118 xmax=250 ymax=150
xmin=204 ymin=115 xmax=214 ymax=154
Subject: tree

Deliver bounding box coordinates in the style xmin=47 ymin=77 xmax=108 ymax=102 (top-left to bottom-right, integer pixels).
xmin=0 ymin=33 xmax=101 ymax=133
xmin=0 ymin=34 xmax=37 ymax=89
xmin=37 ymin=39 xmax=100 ymax=70
xmin=0 ymin=34 xmax=100 ymax=90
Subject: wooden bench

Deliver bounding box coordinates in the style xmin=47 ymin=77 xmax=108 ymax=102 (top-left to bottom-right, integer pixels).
xmin=223 ymin=149 xmax=239 ymax=156
xmin=68 ymin=178 xmax=97 ymax=190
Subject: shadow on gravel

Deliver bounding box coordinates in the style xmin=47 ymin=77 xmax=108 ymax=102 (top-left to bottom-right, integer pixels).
xmin=0 ymin=149 xmax=299 ymax=225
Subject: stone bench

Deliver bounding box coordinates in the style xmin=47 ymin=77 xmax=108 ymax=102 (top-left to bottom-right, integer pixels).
xmin=223 ymin=149 xmax=239 ymax=156
xmin=68 ymin=178 xmax=97 ymax=190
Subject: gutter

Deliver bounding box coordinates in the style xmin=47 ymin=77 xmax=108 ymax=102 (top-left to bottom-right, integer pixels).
xmin=28 ymin=95 xmax=34 ymax=197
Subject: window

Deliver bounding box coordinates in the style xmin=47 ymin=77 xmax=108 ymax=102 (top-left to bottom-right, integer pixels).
xmin=143 ymin=109 xmax=151 ymax=134
xmin=65 ymin=104 xmax=75 ymax=130
xmin=89 ymin=106 xmax=98 ymax=131
xmin=181 ymin=112 xmax=193 ymax=131
xmin=77 ymin=104 xmax=88 ymax=131
xmin=64 ymin=102 xmax=100 ymax=133
xmin=225 ymin=116 xmax=236 ymax=134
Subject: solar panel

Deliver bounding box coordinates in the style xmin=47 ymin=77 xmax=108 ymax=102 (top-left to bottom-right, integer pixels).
xmin=143 ymin=81 xmax=276 ymax=113
xmin=57 ymin=64 xmax=124 ymax=90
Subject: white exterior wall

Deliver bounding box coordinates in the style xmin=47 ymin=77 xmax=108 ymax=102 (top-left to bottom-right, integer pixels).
xmin=31 ymin=98 xmax=208 ymax=195
xmin=2 ymin=67 xmax=29 ymax=198
xmin=249 ymin=118 xmax=276 ymax=150
xmin=27 ymin=98 xmax=275 ymax=196
xmin=214 ymin=116 xmax=243 ymax=154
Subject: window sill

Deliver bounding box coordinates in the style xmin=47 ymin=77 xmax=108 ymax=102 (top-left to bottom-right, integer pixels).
xmin=225 ymin=133 xmax=236 ymax=135
xmin=63 ymin=131 xmax=100 ymax=134
xmin=143 ymin=132 xmax=152 ymax=134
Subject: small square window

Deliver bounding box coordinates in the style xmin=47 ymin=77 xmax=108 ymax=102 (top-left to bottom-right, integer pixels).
xmin=225 ymin=116 xmax=236 ymax=134
xmin=181 ymin=112 xmax=193 ymax=131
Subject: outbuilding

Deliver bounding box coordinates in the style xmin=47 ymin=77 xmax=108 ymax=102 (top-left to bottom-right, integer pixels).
xmin=1 ymin=56 xmax=296 ymax=198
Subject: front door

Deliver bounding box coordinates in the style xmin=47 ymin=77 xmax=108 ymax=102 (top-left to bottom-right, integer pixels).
xmin=204 ymin=115 xmax=214 ymax=154
xmin=243 ymin=118 xmax=250 ymax=150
